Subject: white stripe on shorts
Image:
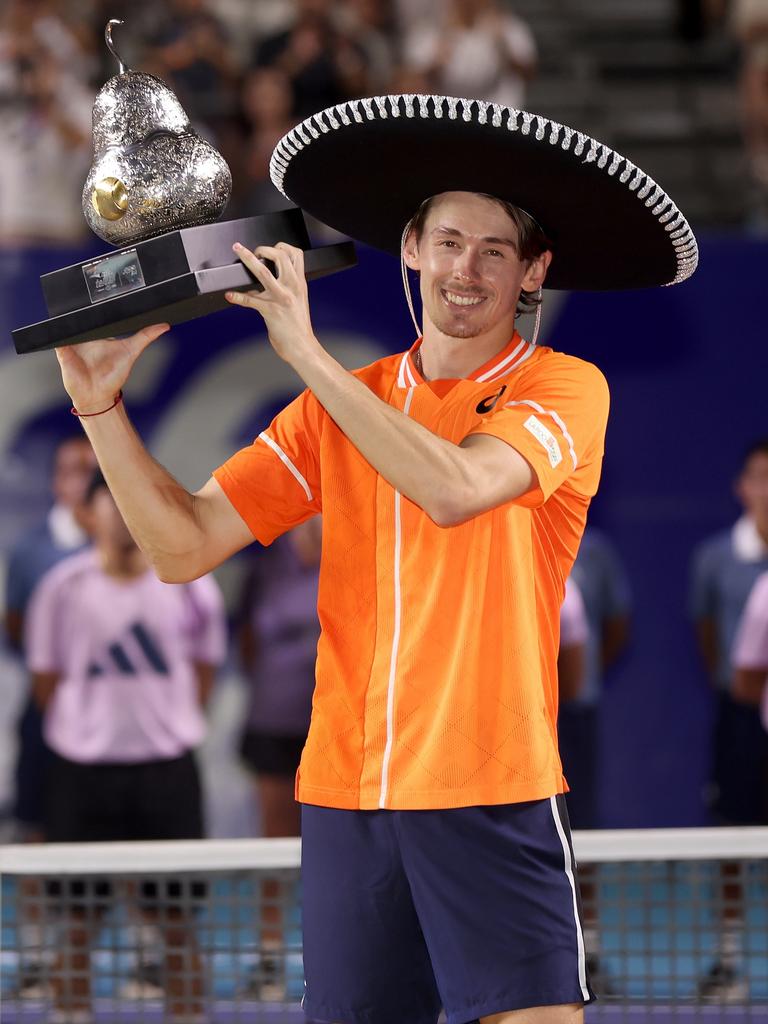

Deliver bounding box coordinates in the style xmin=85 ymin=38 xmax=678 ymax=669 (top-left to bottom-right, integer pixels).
xmin=549 ymin=795 xmax=590 ymax=1001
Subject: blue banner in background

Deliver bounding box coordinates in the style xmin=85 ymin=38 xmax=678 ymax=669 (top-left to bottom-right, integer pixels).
xmin=0 ymin=235 xmax=765 ymax=828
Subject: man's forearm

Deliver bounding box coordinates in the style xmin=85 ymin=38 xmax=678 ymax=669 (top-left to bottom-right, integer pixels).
xmin=78 ymin=404 xmax=205 ymax=571
xmin=293 ymin=344 xmax=485 ymax=524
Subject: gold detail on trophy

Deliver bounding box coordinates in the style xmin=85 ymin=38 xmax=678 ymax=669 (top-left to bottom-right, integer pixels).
xmin=92 ymin=177 xmax=128 ymax=221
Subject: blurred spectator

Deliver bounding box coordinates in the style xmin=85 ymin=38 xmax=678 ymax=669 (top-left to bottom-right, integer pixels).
xmin=732 ymin=570 xmax=768 ymax=754
xmin=5 ymin=436 xmax=97 ymax=841
xmin=689 ymin=438 xmax=768 ymax=1001
xmin=4 ymin=436 xmax=95 ymax=1002
xmin=238 ymin=66 xmax=297 ymax=215
xmin=402 ymin=0 xmax=537 ymax=110
xmin=557 ymin=576 xmax=588 ymax=703
xmin=690 ymin=438 xmax=768 ymax=823
xmin=212 ymin=0 xmax=295 ymax=67
xmin=144 ymin=0 xmax=239 ymax=127
xmin=676 ymin=0 xmax=729 ymax=42
xmin=24 ymin=470 xmax=226 ymax=1019
xmin=338 ymin=0 xmax=397 ymax=93
xmin=0 ymin=0 xmax=97 ymax=88
xmin=237 ymin=518 xmax=321 ymax=838
xmin=237 ymin=517 xmax=321 ymax=1001
xmin=392 ymin=0 xmax=442 ymax=36
xmin=0 ymin=3 xmax=93 ymax=246
xmin=562 ymin=529 xmax=632 ymax=996
xmin=253 ymin=0 xmax=368 ymax=120
xmin=731 ymin=0 xmax=768 ymax=188
xmin=563 ymin=527 xmax=632 ymax=831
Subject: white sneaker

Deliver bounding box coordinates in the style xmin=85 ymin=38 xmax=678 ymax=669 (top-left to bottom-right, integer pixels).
xmin=118 ymin=962 xmax=165 ymax=1001
xmin=118 ymin=976 xmax=165 ymax=1000
xmin=13 ymin=963 xmax=54 ymax=1001
xmin=697 ymin=962 xmax=749 ymax=1003
xmin=48 ymin=1009 xmax=94 ymax=1024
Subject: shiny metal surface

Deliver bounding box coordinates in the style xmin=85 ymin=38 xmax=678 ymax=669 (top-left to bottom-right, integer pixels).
xmin=83 ymin=22 xmax=231 ymax=246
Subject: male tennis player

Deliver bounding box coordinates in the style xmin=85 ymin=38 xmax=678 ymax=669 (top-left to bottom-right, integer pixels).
xmin=54 ymin=94 xmax=697 ymax=1024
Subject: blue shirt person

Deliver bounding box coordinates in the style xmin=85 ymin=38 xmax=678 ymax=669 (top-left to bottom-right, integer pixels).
xmin=689 ymin=438 xmax=768 ymax=826
xmin=559 ymin=527 xmax=632 ymax=830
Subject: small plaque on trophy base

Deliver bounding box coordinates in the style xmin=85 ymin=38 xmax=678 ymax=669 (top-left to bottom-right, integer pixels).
xmin=13 ymin=210 xmax=356 ymax=355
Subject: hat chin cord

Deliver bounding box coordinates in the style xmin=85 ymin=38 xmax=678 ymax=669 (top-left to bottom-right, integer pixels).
xmin=400 ymin=225 xmax=422 ymax=341
xmin=400 ymin=227 xmax=543 ymax=349
xmin=531 ymin=288 xmax=543 ymax=346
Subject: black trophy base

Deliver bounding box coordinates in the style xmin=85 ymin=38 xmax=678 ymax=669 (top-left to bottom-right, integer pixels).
xmin=12 ymin=210 xmax=356 ymax=354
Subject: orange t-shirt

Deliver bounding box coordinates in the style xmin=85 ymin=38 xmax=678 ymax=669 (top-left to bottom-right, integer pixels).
xmin=214 ymin=332 xmax=610 ymax=810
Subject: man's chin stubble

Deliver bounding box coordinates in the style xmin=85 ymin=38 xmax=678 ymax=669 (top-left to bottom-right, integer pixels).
xmin=431 ymin=310 xmax=486 ymax=339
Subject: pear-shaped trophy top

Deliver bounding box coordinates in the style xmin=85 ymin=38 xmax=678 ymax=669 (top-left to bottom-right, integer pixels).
xmin=83 ymin=19 xmax=232 ymax=246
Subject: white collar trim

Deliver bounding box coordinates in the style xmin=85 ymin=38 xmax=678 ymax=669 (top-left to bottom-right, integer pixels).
xmin=397 ymin=338 xmax=536 ymax=389
xmin=732 ymin=515 xmax=768 ymax=563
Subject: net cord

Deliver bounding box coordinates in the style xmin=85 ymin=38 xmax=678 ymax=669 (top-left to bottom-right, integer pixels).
xmin=1 ymin=828 xmax=768 ymax=876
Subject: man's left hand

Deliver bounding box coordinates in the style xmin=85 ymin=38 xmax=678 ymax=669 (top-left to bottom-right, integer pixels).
xmin=225 ymin=241 xmax=321 ymax=366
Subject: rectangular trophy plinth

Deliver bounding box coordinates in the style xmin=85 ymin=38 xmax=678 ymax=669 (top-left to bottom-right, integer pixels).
xmin=12 ymin=211 xmax=356 ymax=354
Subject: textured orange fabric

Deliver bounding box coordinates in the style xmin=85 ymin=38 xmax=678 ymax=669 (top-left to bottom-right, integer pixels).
xmin=214 ymin=332 xmax=609 ymax=810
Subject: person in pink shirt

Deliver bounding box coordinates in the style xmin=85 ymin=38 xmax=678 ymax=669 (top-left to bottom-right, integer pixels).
xmin=732 ymin=571 xmax=768 ymax=794
xmin=25 ymin=470 xmax=227 ymax=1024
xmin=558 ymin=576 xmax=588 ymax=703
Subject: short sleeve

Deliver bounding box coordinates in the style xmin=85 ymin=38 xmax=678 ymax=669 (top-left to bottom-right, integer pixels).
xmin=24 ymin=567 xmax=62 ymax=675
xmin=213 ymin=389 xmax=322 ymax=546
xmin=184 ymin=575 xmax=228 ymax=666
xmin=560 ymin=577 xmax=589 ymax=648
xmin=468 ymin=354 xmax=609 ymax=508
xmin=732 ymin=573 xmax=768 ymax=670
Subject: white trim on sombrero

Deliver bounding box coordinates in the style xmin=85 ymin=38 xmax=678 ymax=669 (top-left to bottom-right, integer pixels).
xmin=503 ymin=400 xmax=578 ymax=469
xmin=269 ymin=94 xmax=699 ymax=287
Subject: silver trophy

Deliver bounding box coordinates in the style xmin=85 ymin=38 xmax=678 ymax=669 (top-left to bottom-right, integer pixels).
xmin=83 ymin=20 xmax=232 ymax=245
xmin=13 ymin=20 xmax=354 ymax=354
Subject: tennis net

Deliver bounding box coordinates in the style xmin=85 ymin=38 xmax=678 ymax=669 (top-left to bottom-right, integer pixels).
xmin=1 ymin=828 xmax=767 ymax=1022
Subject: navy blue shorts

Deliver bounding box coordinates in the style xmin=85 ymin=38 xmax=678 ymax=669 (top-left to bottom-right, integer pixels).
xmin=301 ymin=796 xmax=593 ymax=1024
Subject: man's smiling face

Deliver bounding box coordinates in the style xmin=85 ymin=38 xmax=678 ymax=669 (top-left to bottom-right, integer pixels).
xmin=404 ymin=191 xmax=546 ymax=341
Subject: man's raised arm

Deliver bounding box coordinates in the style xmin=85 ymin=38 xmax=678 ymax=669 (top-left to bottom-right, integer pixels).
xmin=55 ymin=325 xmax=254 ymax=582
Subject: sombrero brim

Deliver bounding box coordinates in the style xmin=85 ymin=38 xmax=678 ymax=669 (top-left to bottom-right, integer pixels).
xmin=270 ymin=94 xmax=698 ymax=291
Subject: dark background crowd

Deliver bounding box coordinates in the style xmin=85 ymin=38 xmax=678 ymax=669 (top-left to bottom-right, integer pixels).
xmin=2 ymin=0 xmax=768 ymax=245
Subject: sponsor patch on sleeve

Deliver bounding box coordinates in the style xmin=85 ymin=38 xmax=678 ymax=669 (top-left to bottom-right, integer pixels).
xmin=523 ymin=414 xmax=562 ymax=469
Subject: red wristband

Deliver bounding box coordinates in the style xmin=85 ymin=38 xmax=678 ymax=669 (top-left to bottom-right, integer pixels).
xmin=70 ymin=391 xmax=123 ymax=418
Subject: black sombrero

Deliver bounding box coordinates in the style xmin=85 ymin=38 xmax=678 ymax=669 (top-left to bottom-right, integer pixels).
xmin=270 ymin=94 xmax=698 ymax=291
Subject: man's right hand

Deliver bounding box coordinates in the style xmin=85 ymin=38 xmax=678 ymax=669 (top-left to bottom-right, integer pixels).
xmin=55 ymin=323 xmax=170 ymax=414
